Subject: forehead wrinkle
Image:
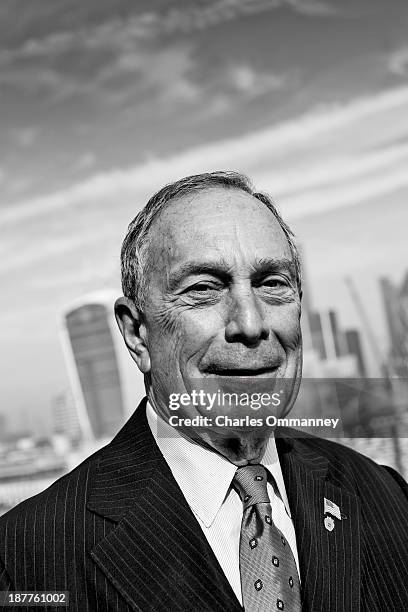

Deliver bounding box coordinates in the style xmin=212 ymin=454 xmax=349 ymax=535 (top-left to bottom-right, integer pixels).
xmin=148 ymin=186 xmax=240 ymax=239
xmin=220 ymin=217 xmax=263 ymax=276
xmin=229 ymin=207 xmax=291 ymax=254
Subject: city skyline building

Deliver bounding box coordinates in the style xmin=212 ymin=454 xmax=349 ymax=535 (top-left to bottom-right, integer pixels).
xmin=380 ymin=271 xmax=408 ymax=377
xmin=305 ymin=309 xmax=360 ymax=376
xmin=53 ymin=390 xmax=81 ymax=444
xmin=299 ymin=246 xmax=362 ymax=378
xmin=345 ymin=329 xmax=366 ymax=377
xmin=60 ymin=291 xmax=145 ymax=441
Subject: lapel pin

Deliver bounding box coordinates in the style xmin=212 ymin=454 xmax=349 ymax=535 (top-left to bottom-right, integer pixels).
xmin=324 ymin=516 xmax=335 ymax=531
xmin=324 ymin=497 xmax=341 ymax=520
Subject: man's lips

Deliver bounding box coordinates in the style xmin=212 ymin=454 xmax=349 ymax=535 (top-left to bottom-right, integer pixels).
xmin=203 ymin=366 xmax=280 ymax=377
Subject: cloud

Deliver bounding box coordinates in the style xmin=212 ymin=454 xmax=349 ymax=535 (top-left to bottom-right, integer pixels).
xmin=0 ymin=234 xmax=93 ymax=276
xmin=0 ymin=0 xmax=341 ymax=67
xmin=192 ymin=63 xmax=293 ymax=120
xmin=11 ymin=127 xmax=39 ymax=148
xmin=267 ymin=141 xmax=408 ymax=197
xmin=280 ymin=158 xmax=408 ymax=219
xmin=0 ymin=9 xmax=202 ymax=67
xmin=97 ymin=44 xmax=199 ymax=108
xmin=388 ymin=46 xmax=408 ymax=76
xmin=284 ymin=0 xmax=340 ymax=16
xmin=0 ymin=0 xmax=338 ymax=114
xmin=4 ymin=176 xmax=33 ymax=197
xmin=0 ymin=63 xmax=86 ymax=104
xmin=0 ymin=65 xmax=62 ymax=93
xmin=0 ymin=15 xmax=200 ymax=108
xmin=157 ymin=0 xmax=341 ymax=31
xmin=1 ymin=84 xmax=408 ymax=231
xmin=27 ymin=260 xmax=117 ymax=291
xmin=229 ymin=64 xmax=288 ymax=95
xmin=76 ymin=152 xmax=97 ymax=171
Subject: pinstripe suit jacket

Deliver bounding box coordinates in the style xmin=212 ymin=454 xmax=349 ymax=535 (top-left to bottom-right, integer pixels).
xmin=0 ymin=398 xmax=408 ymax=611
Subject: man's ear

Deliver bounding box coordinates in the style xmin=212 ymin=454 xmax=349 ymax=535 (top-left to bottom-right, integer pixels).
xmin=114 ymin=297 xmax=151 ymax=374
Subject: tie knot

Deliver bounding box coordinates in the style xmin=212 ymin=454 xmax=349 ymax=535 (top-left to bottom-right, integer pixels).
xmin=233 ymin=465 xmax=270 ymax=508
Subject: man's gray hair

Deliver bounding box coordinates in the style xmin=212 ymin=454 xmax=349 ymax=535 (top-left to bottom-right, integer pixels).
xmin=121 ymin=171 xmax=302 ymax=309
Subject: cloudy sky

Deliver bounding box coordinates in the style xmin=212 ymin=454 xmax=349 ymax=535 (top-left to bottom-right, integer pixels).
xmin=1 ymin=0 xmax=408 ymax=433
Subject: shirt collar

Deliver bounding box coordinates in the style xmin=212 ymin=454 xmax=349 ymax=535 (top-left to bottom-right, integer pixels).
xmin=146 ymin=402 xmax=292 ymax=526
xmin=262 ymin=435 xmax=292 ymax=518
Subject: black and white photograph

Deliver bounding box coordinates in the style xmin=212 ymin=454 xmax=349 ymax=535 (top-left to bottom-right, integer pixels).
xmin=0 ymin=1 xmax=408 ymax=610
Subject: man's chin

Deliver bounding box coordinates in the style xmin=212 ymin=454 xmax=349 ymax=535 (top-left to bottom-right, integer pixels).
xmin=202 ymin=429 xmax=271 ymax=466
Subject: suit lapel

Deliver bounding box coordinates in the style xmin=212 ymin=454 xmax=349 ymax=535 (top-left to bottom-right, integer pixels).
xmin=277 ymin=432 xmax=361 ymax=612
xmin=87 ymin=402 xmax=361 ymax=611
xmin=87 ymin=400 xmax=242 ymax=612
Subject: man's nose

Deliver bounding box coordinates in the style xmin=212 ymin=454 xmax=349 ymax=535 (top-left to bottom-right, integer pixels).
xmin=225 ymin=288 xmax=269 ymax=346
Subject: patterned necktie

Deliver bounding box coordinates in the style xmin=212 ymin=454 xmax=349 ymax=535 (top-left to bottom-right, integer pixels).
xmin=233 ymin=465 xmax=301 ymax=612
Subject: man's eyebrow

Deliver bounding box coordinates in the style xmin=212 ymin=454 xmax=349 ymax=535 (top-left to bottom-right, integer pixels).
xmin=254 ymin=257 xmax=296 ymax=277
xmin=167 ymin=260 xmax=231 ymax=288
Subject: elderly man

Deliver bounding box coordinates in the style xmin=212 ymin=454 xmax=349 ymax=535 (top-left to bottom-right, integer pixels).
xmin=0 ymin=171 xmax=407 ymax=611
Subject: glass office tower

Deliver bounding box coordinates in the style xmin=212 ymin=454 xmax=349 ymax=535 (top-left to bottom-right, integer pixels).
xmin=61 ymin=292 xmax=145 ymax=441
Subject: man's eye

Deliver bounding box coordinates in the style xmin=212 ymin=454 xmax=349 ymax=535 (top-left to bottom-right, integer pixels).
xmin=188 ymin=282 xmax=218 ymax=292
xmin=262 ymin=277 xmax=288 ymax=288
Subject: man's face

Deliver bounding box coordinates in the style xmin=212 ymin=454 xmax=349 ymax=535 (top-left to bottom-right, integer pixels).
xmin=140 ymin=187 xmax=302 ymax=438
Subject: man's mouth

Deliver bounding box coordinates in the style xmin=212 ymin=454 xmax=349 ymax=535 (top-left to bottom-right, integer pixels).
xmin=204 ymin=366 xmax=279 ymax=377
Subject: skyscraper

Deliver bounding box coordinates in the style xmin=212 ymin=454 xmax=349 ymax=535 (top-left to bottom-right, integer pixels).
xmin=60 ymin=291 xmax=145 ymax=441
xmin=298 ymin=246 xmax=360 ymax=378
xmin=53 ymin=390 xmax=81 ymax=443
xmin=380 ymin=273 xmax=408 ymax=376
xmin=344 ymin=329 xmax=366 ymax=377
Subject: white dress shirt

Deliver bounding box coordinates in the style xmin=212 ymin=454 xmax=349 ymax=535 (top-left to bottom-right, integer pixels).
xmin=146 ymin=402 xmax=300 ymax=605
